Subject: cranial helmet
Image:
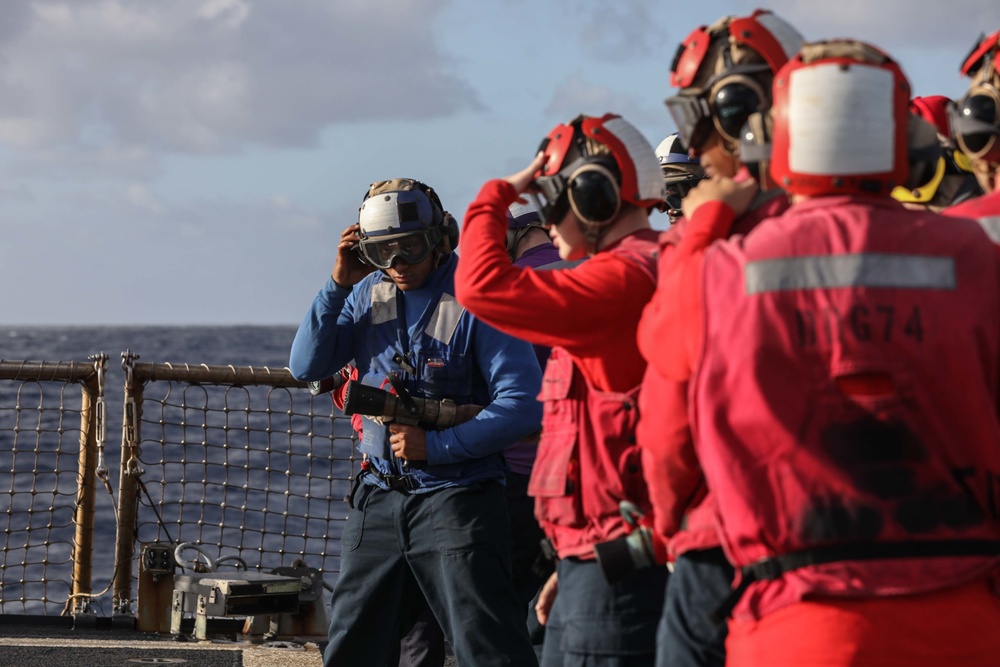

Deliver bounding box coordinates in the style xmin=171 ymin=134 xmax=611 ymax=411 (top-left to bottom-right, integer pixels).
xmin=950 ymin=30 xmax=1000 ymax=191
xmin=528 ymin=113 xmax=663 ymax=245
xmin=768 ymin=40 xmax=911 ymax=197
xmin=664 ymin=9 xmax=804 ymax=153
xmin=655 ymin=133 xmax=705 ymax=220
xmin=655 ymin=133 xmax=705 ymax=185
xmin=357 ymin=178 xmax=458 ymax=269
xmin=892 ymin=96 xmax=983 ymax=209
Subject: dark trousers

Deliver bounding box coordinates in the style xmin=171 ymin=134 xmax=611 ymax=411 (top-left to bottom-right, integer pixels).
xmin=394 ymin=471 xmax=548 ymax=666
xmin=541 ymin=557 xmax=669 ymax=667
xmin=656 ymin=547 xmax=734 ymax=667
xmin=397 ymin=603 xmax=446 ymax=667
xmin=323 ymin=481 xmax=538 ymax=667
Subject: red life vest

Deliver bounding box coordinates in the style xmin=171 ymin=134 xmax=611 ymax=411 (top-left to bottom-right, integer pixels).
xmin=693 ymin=196 xmax=1000 ymax=621
xmin=651 ymin=186 xmax=790 ymax=557
xmin=528 ymin=234 xmax=658 ymax=559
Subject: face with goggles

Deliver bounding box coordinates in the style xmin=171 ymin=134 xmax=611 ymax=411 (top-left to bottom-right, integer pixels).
xmin=358 ymin=230 xmax=439 ymax=290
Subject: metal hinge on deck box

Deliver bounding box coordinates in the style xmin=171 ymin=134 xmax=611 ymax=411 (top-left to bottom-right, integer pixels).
xmin=170 ymin=572 xmax=301 ymax=641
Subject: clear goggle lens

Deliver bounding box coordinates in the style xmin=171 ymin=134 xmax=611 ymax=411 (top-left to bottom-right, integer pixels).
xmin=359 ymin=232 xmax=434 ymax=269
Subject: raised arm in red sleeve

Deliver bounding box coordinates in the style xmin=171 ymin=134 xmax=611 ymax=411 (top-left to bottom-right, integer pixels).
xmin=456 ymin=179 xmax=656 ymax=391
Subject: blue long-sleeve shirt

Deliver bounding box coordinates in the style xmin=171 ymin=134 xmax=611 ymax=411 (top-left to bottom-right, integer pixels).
xmin=290 ymin=254 xmax=542 ymax=490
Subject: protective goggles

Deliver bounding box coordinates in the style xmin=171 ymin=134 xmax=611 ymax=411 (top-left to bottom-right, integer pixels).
xmin=953 ymin=84 xmax=1000 ymax=159
xmin=664 ymin=67 xmax=768 ymax=151
xmin=358 ymin=231 xmax=436 ymax=269
xmin=663 ymin=182 xmax=696 ymax=211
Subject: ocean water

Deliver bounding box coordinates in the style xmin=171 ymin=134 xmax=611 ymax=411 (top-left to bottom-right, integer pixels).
xmin=2 ymin=324 xmax=299 ymax=368
xmin=1 ymin=325 xmax=354 ymax=616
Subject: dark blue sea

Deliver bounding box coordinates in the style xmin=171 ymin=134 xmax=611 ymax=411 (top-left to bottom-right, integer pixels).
xmin=2 ymin=325 xmax=299 ymax=369
xmin=1 ymin=325 xmax=354 ymax=616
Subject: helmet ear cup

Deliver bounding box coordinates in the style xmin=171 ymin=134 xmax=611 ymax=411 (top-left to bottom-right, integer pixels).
xmin=567 ymin=160 xmax=621 ymax=226
xmin=437 ymin=212 xmax=459 ymax=255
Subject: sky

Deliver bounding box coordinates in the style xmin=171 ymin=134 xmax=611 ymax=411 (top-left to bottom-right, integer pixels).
xmin=2 ymin=0 xmax=999 ymax=326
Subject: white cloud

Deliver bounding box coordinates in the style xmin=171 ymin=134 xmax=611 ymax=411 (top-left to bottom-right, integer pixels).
xmin=125 ymin=183 xmax=165 ymax=216
xmin=0 ymin=0 xmax=480 ymax=164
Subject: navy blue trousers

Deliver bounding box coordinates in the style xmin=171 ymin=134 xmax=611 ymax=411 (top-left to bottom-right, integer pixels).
xmin=394 ymin=470 xmax=547 ymax=666
xmin=323 ymin=480 xmax=537 ymax=667
xmin=656 ymin=547 xmax=734 ymax=667
xmin=541 ymin=557 xmax=669 ymax=667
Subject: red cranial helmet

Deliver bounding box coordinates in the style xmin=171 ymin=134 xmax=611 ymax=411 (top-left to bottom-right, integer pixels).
xmin=951 ymin=30 xmax=1000 ymax=164
xmin=529 ymin=113 xmax=663 ymax=236
xmin=768 ymin=40 xmax=911 ymax=197
xmin=665 ymin=9 xmax=804 ymax=152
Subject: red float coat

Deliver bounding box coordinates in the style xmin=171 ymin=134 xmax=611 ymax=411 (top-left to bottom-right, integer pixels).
xmin=456 ymin=179 xmax=659 ymax=558
xmin=945 ymin=189 xmax=1000 ymax=243
xmin=637 ymin=182 xmax=789 ymax=556
xmin=692 ymin=195 xmax=1000 ymax=623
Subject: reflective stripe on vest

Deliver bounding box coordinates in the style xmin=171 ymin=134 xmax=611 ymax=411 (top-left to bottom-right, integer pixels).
xmin=424 ymin=293 xmax=465 ymax=344
xmin=745 ymin=253 xmax=956 ymax=294
xmin=980 ymin=216 xmax=1000 ymax=243
xmin=370 ymin=281 xmax=397 ymax=324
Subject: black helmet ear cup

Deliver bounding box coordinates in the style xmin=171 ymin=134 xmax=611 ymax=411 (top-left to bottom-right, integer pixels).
xmin=438 ymin=212 xmax=459 ymax=254
xmin=567 ymin=160 xmax=621 ymax=226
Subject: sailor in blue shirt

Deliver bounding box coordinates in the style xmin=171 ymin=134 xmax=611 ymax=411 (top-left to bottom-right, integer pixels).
xmin=290 ymin=178 xmax=542 ymax=667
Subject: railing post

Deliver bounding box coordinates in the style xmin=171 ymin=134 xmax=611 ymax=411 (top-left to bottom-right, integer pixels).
xmin=69 ymin=354 xmax=105 ymax=616
xmin=112 ymin=351 xmax=144 ymax=622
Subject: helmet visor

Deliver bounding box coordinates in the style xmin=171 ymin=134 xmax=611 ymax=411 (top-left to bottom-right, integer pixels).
xmin=359 ymin=232 xmax=435 ymax=269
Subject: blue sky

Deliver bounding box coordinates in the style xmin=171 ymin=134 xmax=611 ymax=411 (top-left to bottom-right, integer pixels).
xmin=2 ymin=0 xmax=998 ymax=325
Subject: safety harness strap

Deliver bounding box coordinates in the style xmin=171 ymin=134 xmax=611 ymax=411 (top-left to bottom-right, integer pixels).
xmin=711 ymin=538 xmax=1000 ymax=623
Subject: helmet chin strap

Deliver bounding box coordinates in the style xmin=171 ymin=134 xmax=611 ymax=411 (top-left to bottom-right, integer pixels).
xmin=579 ymin=217 xmax=612 ymax=255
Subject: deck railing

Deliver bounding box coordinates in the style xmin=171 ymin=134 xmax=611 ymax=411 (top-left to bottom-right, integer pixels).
xmin=0 ymin=353 xmax=357 ymax=619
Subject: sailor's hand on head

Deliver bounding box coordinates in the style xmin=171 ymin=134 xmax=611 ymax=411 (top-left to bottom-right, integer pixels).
xmin=505 ymin=152 xmax=547 ymax=195
xmin=681 ymin=176 xmax=758 ymax=222
xmin=332 ymin=224 xmax=375 ymax=288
